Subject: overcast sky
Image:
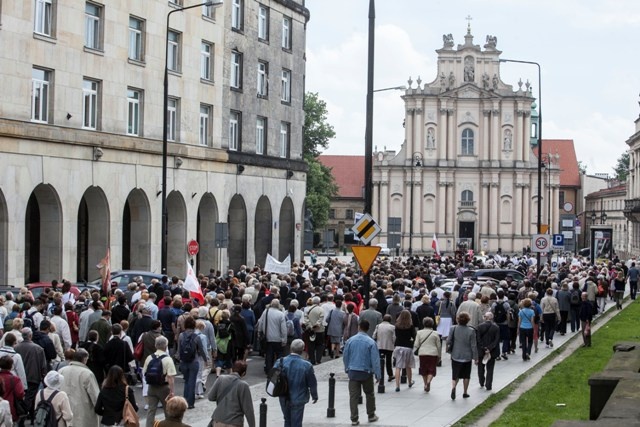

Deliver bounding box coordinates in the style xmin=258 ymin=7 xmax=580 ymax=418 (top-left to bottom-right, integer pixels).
xmin=305 ymin=0 xmax=640 ymax=175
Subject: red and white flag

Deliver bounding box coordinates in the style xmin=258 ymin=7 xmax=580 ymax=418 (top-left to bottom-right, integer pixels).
xmin=184 ymin=260 xmax=204 ymax=304
xmin=431 ymin=234 xmax=440 ymax=256
xmin=97 ymin=248 xmax=111 ymax=296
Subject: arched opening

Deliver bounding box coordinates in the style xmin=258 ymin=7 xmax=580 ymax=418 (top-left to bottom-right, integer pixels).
xmin=25 ymin=184 xmax=62 ymax=283
xmin=167 ymin=191 xmax=187 ymax=276
xmin=77 ymin=186 xmax=110 ymax=282
xmin=279 ymin=197 xmax=295 ymax=261
xmin=197 ymin=193 xmax=218 ymax=275
xmin=122 ymin=189 xmax=151 ymax=271
xmin=254 ymin=196 xmax=272 ymax=267
xmin=228 ymin=195 xmax=247 ymax=271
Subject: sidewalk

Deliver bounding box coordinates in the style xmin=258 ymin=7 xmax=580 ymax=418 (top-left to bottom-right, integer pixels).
xmin=165 ymin=320 xmax=589 ymax=427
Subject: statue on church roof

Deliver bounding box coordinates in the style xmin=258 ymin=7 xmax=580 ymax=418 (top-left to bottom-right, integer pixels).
xmin=448 ymin=71 xmax=456 ymax=90
xmin=464 ymin=57 xmax=475 ymax=83
xmin=492 ymin=74 xmax=499 ymax=91
xmin=482 ymin=72 xmax=490 ymax=90
xmin=484 ymin=35 xmax=497 ymax=49
xmin=443 ymin=33 xmax=454 ymax=49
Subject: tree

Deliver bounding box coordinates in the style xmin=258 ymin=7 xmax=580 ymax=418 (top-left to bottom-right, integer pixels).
xmin=613 ymin=151 xmax=630 ymax=181
xmin=303 ymin=92 xmax=336 ymax=160
xmin=303 ymin=92 xmax=338 ymax=231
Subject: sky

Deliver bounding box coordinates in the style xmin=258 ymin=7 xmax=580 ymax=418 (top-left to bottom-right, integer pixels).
xmin=305 ymin=0 xmax=640 ymax=176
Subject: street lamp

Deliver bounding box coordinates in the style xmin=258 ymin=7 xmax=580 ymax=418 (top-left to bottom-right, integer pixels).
xmin=408 ymin=152 xmax=422 ymax=256
xmin=541 ymin=152 xmax=560 ymax=234
xmin=500 ymin=58 xmax=542 ymax=274
xmin=161 ymin=1 xmax=224 ymax=275
xmin=373 ymin=85 xmax=407 ymax=93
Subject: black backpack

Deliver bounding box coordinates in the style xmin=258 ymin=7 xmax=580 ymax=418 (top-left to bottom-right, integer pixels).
xmin=570 ymin=290 xmax=581 ymax=305
xmin=33 ymin=389 xmax=59 ymax=427
xmin=23 ymin=310 xmax=35 ymax=329
xmin=144 ymin=354 xmax=167 ymax=385
xmin=180 ymin=333 xmax=198 ymax=363
xmin=494 ymin=302 xmax=507 ymax=323
xmin=217 ymin=322 xmax=231 ymax=339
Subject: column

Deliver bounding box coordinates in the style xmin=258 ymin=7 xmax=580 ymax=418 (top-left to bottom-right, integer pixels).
xmin=446 ymin=183 xmax=455 ymax=235
xmin=481 ymin=183 xmax=490 ymax=235
xmin=482 ymin=110 xmax=491 ymax=161
xmin=380 ymin=182 xmax=389 ymax=232
xmin=372 ymin=181 xmax=379 ymax=222
xmin=404 ymin=177 xmax=412 ymax=249
xmin=413 ymin=176 xmax=421 ymax=251
xmin=514 ymin=184 xmax=523 ymax=236
xmin=523 ymin=184 xmax=531 ymax=235
xmin=489 ymin=183 xmax=498 ymax=236
xmin=515 ymin=111 xmax=524 ymax=161
xmin=438 ymin=108 xmax=447 ymax=159
xmin=448 ymin=109 xmax=456 ymax=160
xmin=491 ymin=109 xmax=500 ymax=161
xmin=553 ymin=184 xmax=560 ymax=234
xmin=405 ymin=108 xmax=415 ymax=162
xmin=523 ymin=112 xmax=531 ymax=163
xmin=415 ymin=108 xmax=423 ymax=158
xmin=438 ymin=182 xmax=447 ymax=235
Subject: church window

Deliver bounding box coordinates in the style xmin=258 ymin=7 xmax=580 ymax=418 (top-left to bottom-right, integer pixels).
xmin=461 ymin=128 xmax=474 ymax=155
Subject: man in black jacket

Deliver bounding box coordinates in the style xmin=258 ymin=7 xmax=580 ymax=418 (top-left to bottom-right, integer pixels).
xmin=33 ymin=320 xmax=57 ymax=365
xmin=104 ymin=323 xmax=134 ymax=372
xmin=476 ymin=312 xmax=500 ymax=391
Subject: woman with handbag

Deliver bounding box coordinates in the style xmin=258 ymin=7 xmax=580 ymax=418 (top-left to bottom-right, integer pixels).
xmin=392 ymin=310 xmax=417 ymax=392
xmin=0 ymin=355 xmax=25 ymax=423
xmin=95 ymin=365 xmax=139 ymax=426
xmin=413 ymin=317 xmax=441 ymax=392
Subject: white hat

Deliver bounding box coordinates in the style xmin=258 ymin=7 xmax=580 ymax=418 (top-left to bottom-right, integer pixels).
xmin=44 ymin=371 xmax=64 ymax=391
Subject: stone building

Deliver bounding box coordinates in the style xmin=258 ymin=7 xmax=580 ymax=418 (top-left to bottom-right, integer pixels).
xmin=372 ymin=28 xmax=560 ymax=254
xmin=586 ymin=183 xmax=629 ymax=258
xmin=0 ymin=0 xmax=309 ymax=286
xmin=624 ymin=110 xmax=640 ymax=255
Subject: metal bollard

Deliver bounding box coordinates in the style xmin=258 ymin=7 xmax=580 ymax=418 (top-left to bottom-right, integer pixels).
xmin=327 ymin=373 xmax=336 ymax=417
xmin=400 ymin=368 xmax=407 ymax=384
xmin=260 ymin=397 xmax=267 ymax=427
xmin=377 ymin=352 xmax=385 ymax=393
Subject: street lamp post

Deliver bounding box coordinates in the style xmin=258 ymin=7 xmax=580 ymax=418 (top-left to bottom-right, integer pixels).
xmin=161 ymin=1 xmax=223 ymax=275
xmin=408 ymin=152 xmax=422 ymax=256
xmin=500 ymin=58 xmax=542 ymax=274
xmin=542 ymin=153 xmax=560 ymax=234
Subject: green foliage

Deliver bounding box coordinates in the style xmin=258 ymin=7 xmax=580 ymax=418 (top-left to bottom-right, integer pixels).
xmin=613 ymin=151 xmax=630 ymax=181
xmin=303 ymin=92 xmax=336 ymax=160
xmin=488 ymin=301 xmax=640 ymax=427
xmin=303 ymin=92 xmax=338 ymax=231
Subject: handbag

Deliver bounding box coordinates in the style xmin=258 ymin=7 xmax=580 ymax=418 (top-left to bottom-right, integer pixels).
xmin=446 ymin=327 xmax=456 ymax=354
xmin=122 ymin=385 xmax=140 ymax=427
xmin=133 ymin=335 xmax=145 ymax=361
xmin=266 ymin=358 xmax=289 ymax=397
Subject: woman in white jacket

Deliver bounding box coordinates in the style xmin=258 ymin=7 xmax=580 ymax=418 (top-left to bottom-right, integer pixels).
xmin=414 ymin=317 xmax=442 ymax=392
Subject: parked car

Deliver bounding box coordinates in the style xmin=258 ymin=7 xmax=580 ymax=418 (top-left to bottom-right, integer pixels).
xmin=578 ymin=247 xmax=590 ymax=257
xmin=27 ymin=282 xmax=92 ymax=299
xmin=469 ymin=269 xmax=525 ymax=282
xmin=375 ymin=244 xmax=391 ymax=256
xmin=89 ymin=270 xmax=164 ymax=292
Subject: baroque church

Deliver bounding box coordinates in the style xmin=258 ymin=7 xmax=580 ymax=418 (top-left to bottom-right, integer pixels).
xmin=372 ymin=27 xmax=560 ymax=255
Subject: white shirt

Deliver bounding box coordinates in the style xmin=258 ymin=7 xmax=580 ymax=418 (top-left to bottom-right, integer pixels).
xmin=51 ymin=315 xmax=72 ymax=350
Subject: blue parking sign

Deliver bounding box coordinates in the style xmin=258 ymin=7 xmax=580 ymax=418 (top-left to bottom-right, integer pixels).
xmin=552 ymin=234 xmax=564 ymax=247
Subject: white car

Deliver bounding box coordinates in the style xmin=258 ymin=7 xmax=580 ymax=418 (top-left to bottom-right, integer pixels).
xmin=375 ymin=244 xmax=391 ymax=256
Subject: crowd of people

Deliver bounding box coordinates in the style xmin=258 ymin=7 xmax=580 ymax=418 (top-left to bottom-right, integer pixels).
xmin=0 ymin=251 xmax=635 ymax=426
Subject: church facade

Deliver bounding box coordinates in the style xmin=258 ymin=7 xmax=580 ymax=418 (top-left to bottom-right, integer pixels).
xmin=372 ymin=29 xmax=560 ymax=255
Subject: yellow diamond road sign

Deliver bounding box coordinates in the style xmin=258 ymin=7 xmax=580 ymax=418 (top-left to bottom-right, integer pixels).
xmin=351 ymin=213 xmax=381 ymax=245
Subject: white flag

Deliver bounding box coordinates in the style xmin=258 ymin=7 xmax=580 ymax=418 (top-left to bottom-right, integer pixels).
xmin=184 ymin=260 xmax=204 ymax=304
xmin=432 ymin=234 xmax=440 ymax=256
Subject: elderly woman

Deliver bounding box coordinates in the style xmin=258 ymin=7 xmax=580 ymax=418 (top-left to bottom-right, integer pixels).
xmin=156 ymin=396 xmax=190 ymax=427
xmin=436 ymin=291 xmax=457 ymax=340
xmin=372 ymin=315 xmax=395 ymax=383
xmin=413 ymin=317 xmax=441 ymax=392
xmin=393 ymin=310 xmax=416 ymax=392
xmin=447 ymin=312 xmax=478 ymax=400
xmin=34 ymin=370 xmax=73 ymax=427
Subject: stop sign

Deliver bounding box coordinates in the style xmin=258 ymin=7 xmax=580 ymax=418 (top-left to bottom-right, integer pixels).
xmin=187 ymin=240 xmax=199 ymax=256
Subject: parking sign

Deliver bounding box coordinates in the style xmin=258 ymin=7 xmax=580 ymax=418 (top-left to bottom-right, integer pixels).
xmin=552 ymin=234 xmax=564 ymax=250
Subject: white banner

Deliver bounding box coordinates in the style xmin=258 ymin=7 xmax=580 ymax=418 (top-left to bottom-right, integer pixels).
xmin=264 ymin=253 xmax=291 ymax=274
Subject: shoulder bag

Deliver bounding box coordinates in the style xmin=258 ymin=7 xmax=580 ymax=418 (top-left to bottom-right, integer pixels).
xmin=122 ymin=385 xmax=140 ymax=427
xmin=266 ymin=357 xmax=289 ymax=397
xmin=414 ymin=331 xmax=433 ymax=356
xmin=446 ymin=326 xmax=456 ymax=354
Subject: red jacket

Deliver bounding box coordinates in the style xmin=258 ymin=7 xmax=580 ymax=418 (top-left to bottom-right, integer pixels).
xmin=0 ymin=370 xmax=25 ymax=421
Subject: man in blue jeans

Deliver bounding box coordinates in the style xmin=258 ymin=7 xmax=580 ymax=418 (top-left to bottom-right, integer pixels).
xmin=279 ymin=339 xmax=318 ymax=427
xmin=628 ymin=262 xmax=639 ymax=300
xmin=342 ymin=319 xmax=380 ymax=426
xmin=178 ymin=316 xmax=207 ymax=409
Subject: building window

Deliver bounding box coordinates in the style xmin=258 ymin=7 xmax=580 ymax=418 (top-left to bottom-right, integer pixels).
xmin=229 ymin=111 xmax=241 ymax=151
xmin=128 ymin=17 xmax=145 ymax=61
xmin=127 ymin=88 xmax=142 ymax=136
xmin=282 ymin=16 xmax=291 ymax=49
xmin=461 ymin=128 xmax=474 ymax=155
xmin=167 ymin=30 xmax=181 ymax=72
xmin=199 ymin=104 xmax=211 ymax=147
xmin=202 ymin=2 xmax=216 ymax=19
xmin=256 ymin=117 xmax=266 ymax=155
xmin=167 ymin=98 xmax=179 ymax=142
xmin=281 ymin=69 xmax=291 ymax=103
xmin=85 ymin=2 xmax=102 ymax=50
xmin=257 ymin=60 xmax=268 ymax=97
xmin=258 ymin=5 xmax=269 ymax=41
xmin=461 ymin=190 xmax=474 ymax=207
xmin=346 ymin=209 xmax=354 ymax=220
xmin=279 ymin=122 xmax=290 ymax=158
xmin=329 ymin=209 xmax=335 ymax=219
xmin=31 ymin=67 xmax=51 ymax=123
xmin=231 ymin=0 xmax=243 ymax=30
xmin=230 ymin=50 xmax=242 ymax=89
xmin=34 ymin=0 xmax=54 ymax=36
xmin=201 ymin=41 xmax=212 ymax=81
xmin=82 ymin=78 xmax=99 ymax=130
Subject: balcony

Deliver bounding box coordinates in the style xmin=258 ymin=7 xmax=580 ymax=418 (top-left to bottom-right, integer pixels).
xmin=460 ymin=200 xmax=476 ymax=208
xmin=624 ymin=199 xmax=640 ymax=222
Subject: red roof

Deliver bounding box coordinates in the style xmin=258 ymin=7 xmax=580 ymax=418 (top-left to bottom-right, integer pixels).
xmin=318 ymin=155 xmax=365 ymax=198
xmin=541 ymin=139 xmax=580 ymax=187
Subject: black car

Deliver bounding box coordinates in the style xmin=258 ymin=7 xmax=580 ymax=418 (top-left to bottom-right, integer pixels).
xmin=470 ymin=269 xmax=526 ymax=282
xmin=89 ymin=270 xmax=164 ymax=292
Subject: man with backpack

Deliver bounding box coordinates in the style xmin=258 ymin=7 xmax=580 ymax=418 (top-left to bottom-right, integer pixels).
xmin=177 ymin=316 xmax=207 ymax=409
xmin=143 ymin=335 xmax=176 ymax=427
xmin=569 ymin=281 xmax=583 ymax=333
xmin=33 ymin=370 xmax=73 ymax=427
xmin=16 ymin=328 xmax=47 ymax=427
xmin=491 ymin=290 xmax=512 ymax=360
